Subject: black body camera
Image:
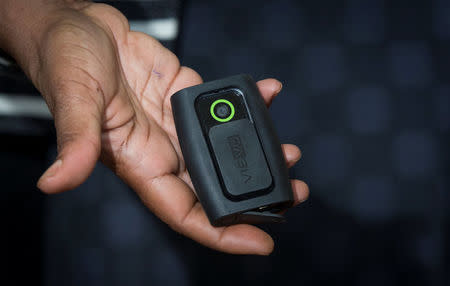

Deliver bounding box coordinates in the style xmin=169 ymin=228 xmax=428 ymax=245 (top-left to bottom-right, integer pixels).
xmin=171 ymin=74 xmax=293 ymax=226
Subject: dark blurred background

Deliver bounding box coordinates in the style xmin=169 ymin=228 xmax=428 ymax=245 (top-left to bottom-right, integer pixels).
xmin=1 ymin=0 xmax=449 ymax=285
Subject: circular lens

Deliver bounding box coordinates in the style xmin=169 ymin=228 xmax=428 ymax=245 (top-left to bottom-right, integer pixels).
xmin=210 ymin=99 xmax=235 ymax=122
xmin=214 ymin=103 xmax=231 ymax=118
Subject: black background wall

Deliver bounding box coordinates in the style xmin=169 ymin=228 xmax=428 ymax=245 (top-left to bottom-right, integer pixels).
xmin=1 ymin=0 xmax=449 ymax=285
xmin=179 ymin=0 xmax=449 ymax=285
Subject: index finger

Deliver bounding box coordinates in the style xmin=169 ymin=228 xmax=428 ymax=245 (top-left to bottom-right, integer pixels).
xmin=136 ymin=173 xmax=275 ymax=255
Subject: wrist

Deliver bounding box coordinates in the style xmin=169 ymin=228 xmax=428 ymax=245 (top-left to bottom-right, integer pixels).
xmin=0 ymin=0 xmax=90 ymax=78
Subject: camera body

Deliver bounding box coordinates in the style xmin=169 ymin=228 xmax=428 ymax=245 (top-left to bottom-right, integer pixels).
xmin=171 ymin=74 xmax=293 ymax=226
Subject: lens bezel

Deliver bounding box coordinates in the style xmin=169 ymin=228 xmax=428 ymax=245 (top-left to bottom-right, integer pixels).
xmin=210 ymin=99 xmax=235 ymax=122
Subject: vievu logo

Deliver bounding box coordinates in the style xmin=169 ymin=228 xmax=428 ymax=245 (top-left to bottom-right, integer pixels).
xmin=227 ymin=135 xmax=252 ymax=183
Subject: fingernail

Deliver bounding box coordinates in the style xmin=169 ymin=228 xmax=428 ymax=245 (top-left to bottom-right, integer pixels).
xmin=276 ymin=82 xmax=283 ymax=94
xmin=38 ymin=159 xmax=62 ymax=182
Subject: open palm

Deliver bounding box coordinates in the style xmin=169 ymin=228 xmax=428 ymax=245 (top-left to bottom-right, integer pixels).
xmin=34 ymin=3 xmax=309 ymax=255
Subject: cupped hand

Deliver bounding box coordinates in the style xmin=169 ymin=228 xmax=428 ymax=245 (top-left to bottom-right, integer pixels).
xmin=32 ymin=2 xmax=309 ymax=255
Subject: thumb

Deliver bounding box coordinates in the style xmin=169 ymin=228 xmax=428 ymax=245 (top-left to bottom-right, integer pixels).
xmin=37 ymin=87 xmax=103 ymax=194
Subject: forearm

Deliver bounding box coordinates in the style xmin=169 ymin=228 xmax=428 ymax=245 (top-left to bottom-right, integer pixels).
xmin=0 ymin=0 xmax=90 ymax=77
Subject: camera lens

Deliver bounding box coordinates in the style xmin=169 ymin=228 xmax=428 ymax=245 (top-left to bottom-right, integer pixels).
xmin=214 ymin=103 xmax=231 ymax=119
xmin=210 ymin=99 xmax=235 ymax=122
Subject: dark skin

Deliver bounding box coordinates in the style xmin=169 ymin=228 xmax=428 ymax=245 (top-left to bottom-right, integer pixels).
xmin=0 ymin=0 xmax=309 ymax=255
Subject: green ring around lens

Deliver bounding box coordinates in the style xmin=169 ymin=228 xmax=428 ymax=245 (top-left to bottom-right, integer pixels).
xmin=210 ymin=99 xmax=235 ymax=122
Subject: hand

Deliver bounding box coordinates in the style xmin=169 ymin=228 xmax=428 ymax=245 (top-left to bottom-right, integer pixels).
xmin=13 ymin=2 xmax=309 ymax=255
